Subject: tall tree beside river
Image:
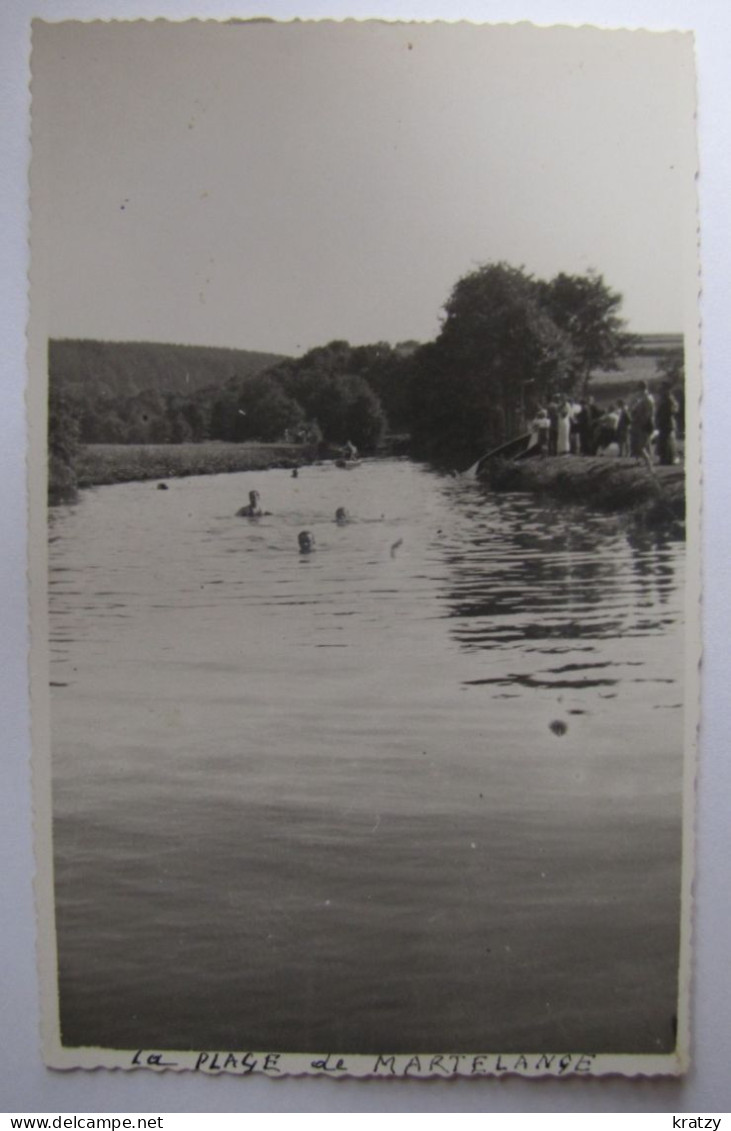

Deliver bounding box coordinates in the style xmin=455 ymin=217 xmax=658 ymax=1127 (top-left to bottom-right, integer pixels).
xmin=536 ymin=271 xmax=636 ymax=396
xmin=410 ymin=263 xmax=573 ymax=463
xmin=409 ymin=262 xmax=634 ymax=465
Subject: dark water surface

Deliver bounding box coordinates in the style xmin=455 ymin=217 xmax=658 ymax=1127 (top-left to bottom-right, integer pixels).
xmin=49 ymin=459 xmax=685 ymax=1054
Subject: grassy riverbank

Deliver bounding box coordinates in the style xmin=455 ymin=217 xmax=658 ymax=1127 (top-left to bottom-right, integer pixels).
xmin=75 ymin=441 xmax=310 ymax=489
xmin=480 ymin=455 xmax=685 ymax=529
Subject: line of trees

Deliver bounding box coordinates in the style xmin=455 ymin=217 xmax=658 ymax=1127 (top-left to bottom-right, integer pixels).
xmin=48 ymin=339 xmax=287 ymax=447
xmin=48 ymin=338 xmax=417 ymax=453
xmin=49 ymin=338 xmax=286 ymax=401
xmin=49 ymin=261 xmax=660 ymax=494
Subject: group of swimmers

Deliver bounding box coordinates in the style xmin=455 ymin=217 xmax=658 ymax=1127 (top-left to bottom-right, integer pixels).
xmin=528 ymin=380 xmax=681 ymax=465
xmin=235 ymin=487 xmax=350 ymax=554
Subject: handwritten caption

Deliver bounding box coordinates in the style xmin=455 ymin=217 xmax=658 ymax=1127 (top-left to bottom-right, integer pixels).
xmin=130 ymin=1048 xmax=597 ymax=1077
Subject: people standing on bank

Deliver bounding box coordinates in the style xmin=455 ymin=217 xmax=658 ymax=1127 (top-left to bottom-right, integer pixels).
xmin=530 ymin=408 xmax=551 ymax=455
xmin=616 ymin=399 xmax=631 ymax=457
xmin=569 ymin=399 xmax=582 ymax=454
xmin=548 ymin=397 xmax=559 ymax=456
xmin=629 ymin=381 xmax=655 ymax=460
xmin=655 ymin=382 xmax=679 ymax=465
xmin=577 ymin=396 xmax=602 ymax=455
xmin=593 ymin=404 xmax=620 ymax=456
xmin=556 ymin=397 xmax=572 ymax=455
xmin=577 ymin=399 xmax=592 ymax=455
xmin=588 ymin=397 xmax=604 ymax=450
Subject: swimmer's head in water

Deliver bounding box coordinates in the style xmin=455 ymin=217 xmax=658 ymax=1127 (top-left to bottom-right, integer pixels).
xmin=298 ymin=530 xmax=314 ymax=553
xmin=236 ymin=489 xmax=263 ymax=517
xmin=335 ymin=507 xmax=348 ymax=524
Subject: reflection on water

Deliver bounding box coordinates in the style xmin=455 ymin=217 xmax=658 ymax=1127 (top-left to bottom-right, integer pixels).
xmin=48 ymin=459 xmax=685 ymax=1054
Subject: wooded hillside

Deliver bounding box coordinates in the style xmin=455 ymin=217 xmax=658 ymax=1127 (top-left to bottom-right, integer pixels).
xmin=49 ymin=339 xmax=287 ymax=401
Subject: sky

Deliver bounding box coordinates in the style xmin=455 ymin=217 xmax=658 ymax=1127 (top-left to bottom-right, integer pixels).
xmin=31 ymin=19 xmax=698 ymax=356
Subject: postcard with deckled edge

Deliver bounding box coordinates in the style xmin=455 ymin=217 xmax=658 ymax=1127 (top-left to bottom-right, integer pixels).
xmin=28 ymin=18 xmax=700 ymax=1079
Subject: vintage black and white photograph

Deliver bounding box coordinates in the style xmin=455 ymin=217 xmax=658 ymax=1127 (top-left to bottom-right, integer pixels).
xmin=29 ymin=17 xmax=699 ymax=1077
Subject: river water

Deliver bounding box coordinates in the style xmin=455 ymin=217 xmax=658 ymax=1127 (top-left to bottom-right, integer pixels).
xmin=48 ymin=458 xmax=685 ymax=1054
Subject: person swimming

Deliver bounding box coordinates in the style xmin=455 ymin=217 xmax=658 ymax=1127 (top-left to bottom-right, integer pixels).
xmin=298 ymin=530 xmax=315 ymax=554
xmin=236 ymin=490 xmax=263 ymax=517
xmin=335 ymin=507 xmax=349 ymax=525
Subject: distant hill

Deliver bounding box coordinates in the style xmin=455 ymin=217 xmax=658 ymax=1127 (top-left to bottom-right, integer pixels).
xmin=49 ymin=338 xmax=289 ymax=400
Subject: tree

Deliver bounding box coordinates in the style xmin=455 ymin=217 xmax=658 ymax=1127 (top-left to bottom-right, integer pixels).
xmin=236 ymin=374 xmax=305 ymax=442
xmin=48 ymin=384 xmax=82 ymax=504
xmin=339 ymin=375 xmax=387 ymax=451
xmin=122 ymin=389 xmax=168 ymax=443
xmin=351 ymin=343 xmax=416 ymax=432
xmin=272 ymin=344 xmax=387 ymax=452
xmin=209 ymin=389 xmax=240 ymax=441
xmin=536 ymin=271 xmax=636 ymax=395
xmin=180 ymin=398 xmax=209 ymax=442
xmin=410 ymin=263 xmax=574 ymax=461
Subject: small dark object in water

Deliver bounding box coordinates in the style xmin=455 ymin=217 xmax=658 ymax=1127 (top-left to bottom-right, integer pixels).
xmin=549 ymin=719 xmax=568 ymax=737
xmin=291 ymin=468 xmax=299 ymax=478
xmin=335 ymin=507 xmax=348 ymax=525
xmin=157 ymin=482 xmax=168 ymax=490
xmin=298 ymin=530 xmax=314 ymax=554
xmin=390 ymin=537 xmax=403 ymax=558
